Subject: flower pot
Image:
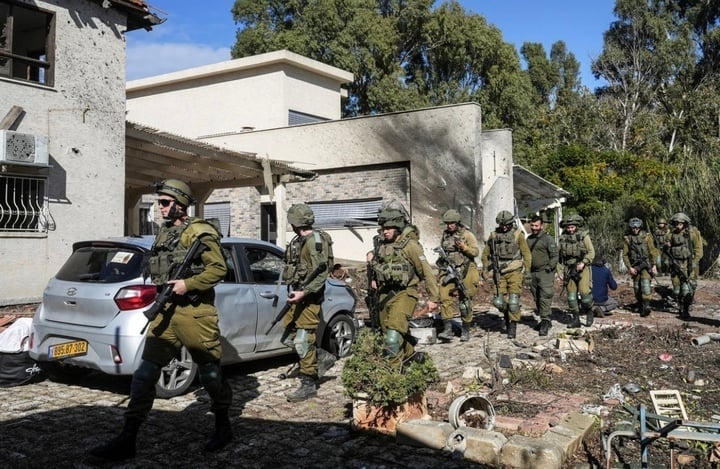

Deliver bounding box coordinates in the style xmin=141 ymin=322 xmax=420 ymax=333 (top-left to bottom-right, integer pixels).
xmin=351 ymin=392 xmax=427 ymax=435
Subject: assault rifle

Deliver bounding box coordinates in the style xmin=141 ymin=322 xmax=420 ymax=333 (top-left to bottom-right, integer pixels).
xmin=433 ymin=245 xmax=470 ymax=299
xmin=264 ymin=262 xmax=328 ymax=336
xmin=488 ymin=237 xmax=501 ymax=298
xmin=663 ymin=246 xmax=689 ymax=283
xmin=141 ymin=237 xmax=207 ymax=334
xmin=629 ymin=241 xmax=653 ymax=275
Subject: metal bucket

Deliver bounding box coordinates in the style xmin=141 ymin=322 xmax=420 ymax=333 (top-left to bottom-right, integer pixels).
xmin=448 ymin=393 xmax=495 ymax=430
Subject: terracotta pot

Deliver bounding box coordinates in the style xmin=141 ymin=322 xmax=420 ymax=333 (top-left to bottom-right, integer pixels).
xmin=351 ymin=392 xmax=427 ymax=435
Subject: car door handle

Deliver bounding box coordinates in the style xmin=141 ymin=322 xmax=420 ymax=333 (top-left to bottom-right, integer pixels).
xmin=259 ymin=292 xmax=277 ymax=299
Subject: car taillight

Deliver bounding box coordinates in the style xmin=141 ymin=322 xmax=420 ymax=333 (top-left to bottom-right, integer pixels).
xmin=114 ymin=285 xmax=157 ymax=311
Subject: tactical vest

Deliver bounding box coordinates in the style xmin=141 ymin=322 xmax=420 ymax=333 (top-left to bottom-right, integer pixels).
xmin=148 ymin=219 xmax=216 ymax=284
xmin=441 ymin=227 xmax=469 ymax=267
xmin=668 ymin=231 xmax=692 ymax=260
xmin=283 ymin=230 xmax=333 ymax=287
xmin=489 ymin=229 xmax=520 ymax=261
xmin=559 ymin=231 xmax=587 ymax=264
xmin=372 ymin=229 xmax=417 ymax=288
xmin=625 ymin=232 xmax=651 ymax=264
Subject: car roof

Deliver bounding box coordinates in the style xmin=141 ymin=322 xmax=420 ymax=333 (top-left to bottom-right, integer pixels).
xmin=73 ymin=236 xmax=282 ymax=252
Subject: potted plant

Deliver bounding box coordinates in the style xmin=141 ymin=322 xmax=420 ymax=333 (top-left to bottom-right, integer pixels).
xmin=342 ymin=329 xmax=440 ymax=434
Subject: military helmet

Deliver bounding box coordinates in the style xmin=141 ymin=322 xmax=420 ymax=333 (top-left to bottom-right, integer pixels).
xmin=377 ymin=208 xmax=406 ymax=229
xmin=442 ymin=209 xmax=462 ymax=223
xmin=628 ymin=217 xmax=643 ymax=229
xmin=156 ymin=179 xmax=194 ymax=206
xmin=287 ymin=203 xmax=315 ymax=226
xmin=561 ymin=214 xmax=584 ymax=227
xmin=495 ymin=210 xmax=514 ymax=225
xmin=670 ymin=212 xmax=691 ymax=225
xmin=657 ymin=217 xmax=667 ymax=225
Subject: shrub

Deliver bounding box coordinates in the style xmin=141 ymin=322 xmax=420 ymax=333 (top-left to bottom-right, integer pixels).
xmin=341 ymin=329 xmax=439 ymax=408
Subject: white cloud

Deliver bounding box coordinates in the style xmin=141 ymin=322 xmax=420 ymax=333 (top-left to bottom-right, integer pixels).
xmin=126 ymin=42 xmax=232 ymax=81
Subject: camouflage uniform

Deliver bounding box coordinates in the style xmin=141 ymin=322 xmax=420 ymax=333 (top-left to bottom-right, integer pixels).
xmin=558 ymin=215 xmax=595 ymax=328
xmin=282 ymin=204 xmax=334 ymax=402
xmin=91 ymin=179 xmax=232 ymax=461
xmin=622 ymin=218 xmax=659 ymax=317
xmin=481 ymin=211 xmax=531 ymax=339
xmin=663 ymin=213 xmax=703 ymax=319
xmin=526 ymin=215 xmax=558 ymax=336
xmin=371 ymin=208 xmax=439 ymax=370
xmin=436 ymin=209 xmax=480 ymax=342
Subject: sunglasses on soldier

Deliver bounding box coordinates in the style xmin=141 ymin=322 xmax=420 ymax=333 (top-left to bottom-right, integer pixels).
xmin=158 ymin=199 xmax=173 ymax=207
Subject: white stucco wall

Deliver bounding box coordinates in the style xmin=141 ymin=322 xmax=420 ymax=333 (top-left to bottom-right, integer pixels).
xmin=202 ymin=103 xmax=514 ymax=262
xmin=0 ymin=0 xmax=130 ymax=305
xmin=126 ymin=51 xmax=353 ymax=138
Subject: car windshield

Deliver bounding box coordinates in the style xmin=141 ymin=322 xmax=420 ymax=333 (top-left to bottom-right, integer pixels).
xmin=55 ymin=246 xmax=145 ymax=283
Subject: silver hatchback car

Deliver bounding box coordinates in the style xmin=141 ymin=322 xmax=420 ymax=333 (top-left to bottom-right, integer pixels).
xmin=29 ymin=236 xmax=358 ymax=397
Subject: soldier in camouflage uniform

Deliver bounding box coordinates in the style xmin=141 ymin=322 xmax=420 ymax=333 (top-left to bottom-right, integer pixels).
xmin=558 ymin=214 xmax=595 ymax=328
xmin=91 ymin=179 xmax=232 ymax=461
xmin=370 ymin=205 xmax=439 ymax=370
xmin=481 ymin=210 xmax=531 ymax=339
xmin=663 ymin=212 xmax=703 ymax=319
xmin=282 ymin=204 xmax=336 ymax=402
xmin=653 ymin=217 xmax=670 ymax=275
xmin=436 ymin=209 xmax=480 ymax=342
xmin=526 ymin=215 xmax=558 ymax=336
xmin=622 ymin=218 xmax=659 ymax=317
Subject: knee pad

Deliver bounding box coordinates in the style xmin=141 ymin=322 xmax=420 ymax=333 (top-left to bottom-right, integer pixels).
xmin=384 ymin=329 xmax=402 ymax=358
xmin=673 ymin=285 xmax=681 ymax=297
xmin=689 ymin=279 xmax=698 ymax=291
xmin=131 ymin=360 xmax=162 ymax=399
xmin=632 ymin=279 xmax=640 ymax=294
xmin=492 ymin=296 xmax=505 ymax=310
xmin=293 ymin=329 xmax=313 ymax=359
xmin=567 ymin=292 xmax=578 ymax=311
xmin=580 ymin=294 xmax=593 ymax=308
xmin=198 ymin=361 xmax=222 ymax=384
xmin=508 ymin=293 xmax=520 ymax=313
xmin=681 ymin=282 xmax=692 ymax=298
xmin=641 ymin=278 xmax=652 ymax=296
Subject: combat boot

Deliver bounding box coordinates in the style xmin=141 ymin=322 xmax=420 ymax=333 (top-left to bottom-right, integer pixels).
xmin=437 ymin=320 xmax=454 ymax=341
xmin=538 ymin=319 xmax=551 ymax=337
xmin=507 ymin=322 xmax=517 ymax=339
xmin=204 ymin=410 xmax=233 ymax=452
xmin=584 ymin=308 xmax=594 ymax=327
xmin=317 ymin=348 xmax=337 ymax=379
xmin=680 ymin=299 xmax=692 ymax=320
xmin=460 ymin=323 xmax=470 ymax=342
xmin=567 ymin=314 xmax=582 ymax=328
xmin=287 ymin=374 xmax=318 ymax=402
xmin=640 ymin=301 xmax=651 ymax=317
xmin=89 ymin=417 xmax=141 ymax=461
xmin=592 ymin=305 xmax=605 ymax=318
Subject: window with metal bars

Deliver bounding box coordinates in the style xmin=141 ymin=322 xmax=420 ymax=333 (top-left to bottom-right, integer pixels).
xmin=0 ymin=174 xmax=48 ymax=232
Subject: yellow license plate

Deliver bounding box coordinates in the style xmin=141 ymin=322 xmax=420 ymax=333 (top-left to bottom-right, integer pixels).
xmin=49 ymin=340 xmax=88 ymax=359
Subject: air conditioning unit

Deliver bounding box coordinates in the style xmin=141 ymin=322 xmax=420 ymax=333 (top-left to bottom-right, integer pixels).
xmin=0 ymin=130 xmax=49 ymax=166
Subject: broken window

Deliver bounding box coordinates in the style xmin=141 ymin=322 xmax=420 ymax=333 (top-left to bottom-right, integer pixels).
xmin=0 ymin=2 xmax=54 ymax=86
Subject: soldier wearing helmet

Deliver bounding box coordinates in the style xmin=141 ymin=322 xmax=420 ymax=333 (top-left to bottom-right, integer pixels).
xmin=282 ymin=203 xmax=336 ymax=402
xmin=622 ymin=217 xmax=659 ymax=317
xmin=558 ymin=214 xmax=595 ymax=328
xmin=653 ymin=217 xmax=671 ymax=275
xmin=92 ymin=179 xmax=232 ymax=460
xmin=481 ymin=210 xmax=531 ymax=339
xmin=436 ymin=209 xmax=480 ymax=342
xmin=663 ymin=212 xmax=703 ymax=319
xmin=370 ymin=202 xmax=439 ymax=370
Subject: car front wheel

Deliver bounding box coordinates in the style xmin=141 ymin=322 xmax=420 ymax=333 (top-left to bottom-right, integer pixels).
xmin=155 ymin=346 xmax=197 ymax=398
xmin=323 ymin=314 xmax=356 ymax=358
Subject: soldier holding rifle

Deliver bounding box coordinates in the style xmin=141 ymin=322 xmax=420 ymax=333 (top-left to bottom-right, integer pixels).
xmin=622 ymin=217 xmax=659 ymax=317
xmin=91 ymin=179 xmax=232 ymax=460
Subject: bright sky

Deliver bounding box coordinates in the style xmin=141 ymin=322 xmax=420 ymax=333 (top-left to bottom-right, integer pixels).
xmin=127 ymin=0 xmax=617 ymax=88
